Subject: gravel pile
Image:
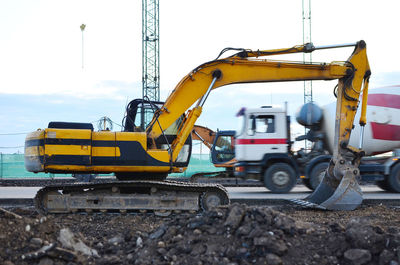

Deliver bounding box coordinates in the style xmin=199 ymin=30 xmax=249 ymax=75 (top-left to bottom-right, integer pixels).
xmin=0 ymin=204 xmax=400 ymax=265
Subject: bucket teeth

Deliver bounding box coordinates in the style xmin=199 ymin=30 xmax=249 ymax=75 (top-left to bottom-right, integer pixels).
xmin=289 ymin=199 xmax=327 ymax=210
xmin=289 ymin=159 xmax=364 ymax=211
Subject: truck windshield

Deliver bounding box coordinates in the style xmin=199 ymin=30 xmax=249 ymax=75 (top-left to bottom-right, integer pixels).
xmin=236 ymin=115 xmax=245 ymax=136
xmin=250 ymin=115 xmax=275 ymax=134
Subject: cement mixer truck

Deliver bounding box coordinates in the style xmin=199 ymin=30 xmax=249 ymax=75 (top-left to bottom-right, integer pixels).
xmin=234 ymin=85 xmax=400 ymax=193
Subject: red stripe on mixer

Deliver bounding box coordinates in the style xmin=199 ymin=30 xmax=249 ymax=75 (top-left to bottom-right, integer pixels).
xmin=368 ymin=94 xmax=400 ymax=109
xmin=370 ymin=122 xmax=400 ymax=141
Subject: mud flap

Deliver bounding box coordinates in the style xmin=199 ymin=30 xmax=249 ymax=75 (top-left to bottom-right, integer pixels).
xmin=291 ymin=169 xmax=363 ymax=210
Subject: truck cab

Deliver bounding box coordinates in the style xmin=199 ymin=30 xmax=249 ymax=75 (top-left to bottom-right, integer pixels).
xmin=234 ymin=106 xmax=298 ymax=193
xmin=210 ymin=130 xmax=236 ymax=166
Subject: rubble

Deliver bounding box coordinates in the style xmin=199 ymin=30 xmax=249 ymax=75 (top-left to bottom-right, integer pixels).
xmin=21 ymin=243 xmax=56 ymax=260
xmin=58 ymin=228 xmax=99 ymax=257
xmin=343 ymin=249 xmax=372 ymax=265
xmin=0 ymin=204 xmax=400 ymax=264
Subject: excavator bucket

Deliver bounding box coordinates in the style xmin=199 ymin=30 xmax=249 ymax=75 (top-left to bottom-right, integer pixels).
xmin=291 ymin=163 xmax=363 ymax=210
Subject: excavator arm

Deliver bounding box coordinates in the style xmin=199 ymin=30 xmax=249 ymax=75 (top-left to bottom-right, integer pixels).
xmin=191 ymin=125 xmax=216 ymax=150
xmin=295 ymin=42 xmax=371 ymax=210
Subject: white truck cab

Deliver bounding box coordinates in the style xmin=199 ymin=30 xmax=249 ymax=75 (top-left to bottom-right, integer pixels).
xmin=235 ymin=107 xmax=289 ymax=161
xmin=234 ymin=106 xmax=298 ymax=193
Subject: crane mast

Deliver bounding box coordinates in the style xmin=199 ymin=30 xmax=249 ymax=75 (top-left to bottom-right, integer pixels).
xmin=142 ymin=0 xmax=160 ymax=127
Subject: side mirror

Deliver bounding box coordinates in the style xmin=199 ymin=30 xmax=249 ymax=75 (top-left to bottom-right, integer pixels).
xmin=252 ymin=117 xmax=256 ymax=131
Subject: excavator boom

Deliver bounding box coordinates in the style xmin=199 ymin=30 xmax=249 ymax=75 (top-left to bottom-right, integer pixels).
xmin=148 ymin=41 xmax=370 ymax=210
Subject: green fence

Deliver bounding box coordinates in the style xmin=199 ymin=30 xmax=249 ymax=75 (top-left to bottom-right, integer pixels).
xmin=170 ymin=153 xmax=224 ymax=177
xmin=0 ymin=153 xmax=222 ymax=179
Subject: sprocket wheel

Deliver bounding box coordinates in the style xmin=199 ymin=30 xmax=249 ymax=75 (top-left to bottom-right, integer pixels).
xmin=200 ymin=191 xmax=225 ymax=211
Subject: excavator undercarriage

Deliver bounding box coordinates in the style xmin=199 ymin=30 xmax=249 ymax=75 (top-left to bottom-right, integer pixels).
xmin=35 ymin=180 xmax=229 ymax=214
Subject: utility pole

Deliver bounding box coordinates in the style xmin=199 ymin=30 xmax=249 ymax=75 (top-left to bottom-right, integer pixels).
xmin=80 ymin=24 xmax=86 ymax=69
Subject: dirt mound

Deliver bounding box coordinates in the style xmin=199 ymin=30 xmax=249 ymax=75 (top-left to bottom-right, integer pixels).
xmin=0 ymin=204 xmax=400 ymax=265
xmin=132 ymin=204 xmax=400 ymax=265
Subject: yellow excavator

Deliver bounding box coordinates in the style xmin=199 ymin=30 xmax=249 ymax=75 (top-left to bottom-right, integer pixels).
xmin=25 ymin=40 xmax=370 ymax=213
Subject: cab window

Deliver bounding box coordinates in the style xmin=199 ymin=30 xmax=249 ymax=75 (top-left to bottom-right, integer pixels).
xmin=248 ymin=115 xmax=275 ymax=135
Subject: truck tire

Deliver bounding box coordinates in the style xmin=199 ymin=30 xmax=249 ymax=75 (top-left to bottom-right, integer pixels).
xmin=302 ymin=179 xmax=313 ymax=190
xmin=376 ymin=180 xmax=392 ymax=192
xmin=263 ymin=163 xmax=296 ymax=193
xmin=309 ymin=162 xmax=329 ymax=190
xmin=388 ymin=163 xmax=400 ymax=193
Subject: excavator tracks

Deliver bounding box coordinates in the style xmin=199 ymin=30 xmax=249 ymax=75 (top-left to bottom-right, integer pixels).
xmin=34 ymin=180 xmax=229 ymax=215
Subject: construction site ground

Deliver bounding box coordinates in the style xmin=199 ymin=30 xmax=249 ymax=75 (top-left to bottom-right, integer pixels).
xmin=0 ymin=203 xmax=400 ymax=265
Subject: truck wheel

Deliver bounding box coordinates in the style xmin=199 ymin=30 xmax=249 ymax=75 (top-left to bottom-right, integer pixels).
xmin=388 ymin=163 xmax=400 ymax=193
xmin=376 ymin=180 xmax=392 ymax=192
xmin=302 ymin=179 xmax=313 ymax=190
xmin=309 ymin=162 xmax=329 ymax=190
xmin=263 ymin=163 xmax=296 ymax=193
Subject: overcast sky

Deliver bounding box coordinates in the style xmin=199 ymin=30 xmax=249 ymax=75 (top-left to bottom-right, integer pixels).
xmin=1 ymin=0 xmax=400 ymax=153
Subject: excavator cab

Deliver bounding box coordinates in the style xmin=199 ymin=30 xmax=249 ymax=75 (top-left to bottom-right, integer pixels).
xmin=122 ymin=98 xmax=192 ymax=168
xmin=210 ymin=130 xmax=236 ymax=166
xmin=123 ymin=99 xmax=165 ymax=132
